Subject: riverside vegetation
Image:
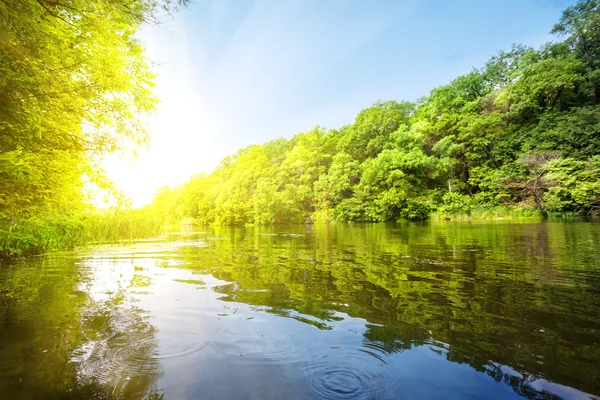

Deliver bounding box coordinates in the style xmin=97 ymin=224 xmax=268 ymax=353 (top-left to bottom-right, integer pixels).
xmin=0 ymin=0 xmax=185 ymax=257
xmin=151 ymin=1 xmax=600 ymax=226
xmin=2 ymin=0 xmax=600 ymax=258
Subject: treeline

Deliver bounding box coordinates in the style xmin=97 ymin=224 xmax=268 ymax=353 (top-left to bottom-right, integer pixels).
xmin=0 ymin=0 xmax=187 ymax=257
xmin=3 ymin=1 xmax=600 ymax=256
xmin=152 ymin=1 xmax=600 ymax=226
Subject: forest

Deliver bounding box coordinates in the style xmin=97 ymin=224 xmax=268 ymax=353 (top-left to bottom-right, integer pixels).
xmin=152 ymin=0 xmax=600 ymax=226
xmin=2 ymin=0 xmax=600 ymax=257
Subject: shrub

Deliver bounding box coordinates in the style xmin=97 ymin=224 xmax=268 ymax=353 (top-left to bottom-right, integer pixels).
xmin=438 ymin=192 xmax=473 ymax=218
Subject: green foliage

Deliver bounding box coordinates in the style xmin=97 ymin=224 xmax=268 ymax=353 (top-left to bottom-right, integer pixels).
xmin=397 ymin=199 xmax=432 ymax=221
xmin=338 ymin=101 xmax=414 ymax=162
xmin=437 ymin=192 xmax=473 ymax=218
xmin=150 ymin=0 xmax=600 ymax=226
xmin=0 ymin=208 xmax=162 ymax=258
xmin=0 ymin=0 xmax=186 ymax=257
xmin=552 ymin=0 xmax=600 ymax=68
xmin=4 ymin=0 xmax=600 ymax=257
xmin=544 ymin=156 xmax=600 ymax=212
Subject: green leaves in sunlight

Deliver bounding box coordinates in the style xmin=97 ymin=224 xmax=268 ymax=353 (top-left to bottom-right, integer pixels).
xmin=0 ymin=0 xmax=186 ymax=257
xmin=3 ymin=0 xmax=600 ymax=257
xmin=150 ymin=0 xmax=600 ymax=226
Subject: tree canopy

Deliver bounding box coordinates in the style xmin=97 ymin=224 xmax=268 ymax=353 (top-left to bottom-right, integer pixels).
xmin=152 ymin=0 xmax=600 ymax=225
xmin=2 ymin=0 xmax=600 ymax=257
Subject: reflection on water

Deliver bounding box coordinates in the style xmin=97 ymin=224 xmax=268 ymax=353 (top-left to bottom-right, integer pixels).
xmin=1 ymin=221 xmax=600 ymax=399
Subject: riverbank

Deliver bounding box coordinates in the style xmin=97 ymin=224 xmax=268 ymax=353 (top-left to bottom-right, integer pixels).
xmin=429 ymin=205 xmax=541 ymax=221
xmin=0 ymin=209 xmax=161 ymax=259
xmin=3 ymin=206 xmax=592 ymax=260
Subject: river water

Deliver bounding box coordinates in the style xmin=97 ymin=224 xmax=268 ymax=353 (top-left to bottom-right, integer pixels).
xmin=1 ymin=221 xmax=600 ymax=399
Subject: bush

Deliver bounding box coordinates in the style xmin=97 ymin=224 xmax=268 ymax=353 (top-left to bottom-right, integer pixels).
xmin=438 ymin=192 xmax=473 ymax=218
xmin=397 ymin=200 xmax=432 ymax=221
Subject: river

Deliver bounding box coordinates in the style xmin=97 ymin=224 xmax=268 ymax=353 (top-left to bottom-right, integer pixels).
xmin=1 ymin=221 xmax=599 ymax=399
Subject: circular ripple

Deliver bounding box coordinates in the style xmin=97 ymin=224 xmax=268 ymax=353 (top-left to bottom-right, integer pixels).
xmin=154 ymin=329 xmax=216 ymax=366
xmin=72 ymin=327 xmax=160 ymax=384
xmin=304 ymin=349 xmax=389 ymax=399
xmin=212 ymin=331 xmax=304 ymax=365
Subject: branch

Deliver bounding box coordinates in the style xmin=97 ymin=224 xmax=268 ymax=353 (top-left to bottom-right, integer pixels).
xmin=41 ymin=59 xmax=88 ymax=75
xmin=24 ymin=84 xmax=95 ymax=99
xmin=35 ymin=0 xmax=76 ymax=27
xmin=41 ymin=0 xmax=100 ymax=15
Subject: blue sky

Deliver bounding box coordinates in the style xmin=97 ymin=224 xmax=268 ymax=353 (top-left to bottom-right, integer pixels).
xmin=104 ymin=0 xmax=575 ymax=206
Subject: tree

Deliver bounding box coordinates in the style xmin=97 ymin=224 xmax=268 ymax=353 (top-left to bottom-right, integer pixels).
xmin=552 ymin=0 xmax=600 ymax=68
xmin=338 ymin=101 xmax=414 ymax=162
xmin=501 ymin=151 xmax=562 ymax=215
xmin=0 ymin=0 xmax=186 ymax=228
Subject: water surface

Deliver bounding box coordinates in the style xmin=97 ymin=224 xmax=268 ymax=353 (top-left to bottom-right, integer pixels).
xmin=1 ymin=221 xmax=600 ymax=399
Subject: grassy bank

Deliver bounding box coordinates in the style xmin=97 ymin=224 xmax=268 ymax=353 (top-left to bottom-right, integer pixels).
xmin=429 ymin=205 xmax=543 ymax=221
xmin=1 ymin=205 xmax=589 ymax=260
xmin=0 ymin=208 xmax=162 ymax=259
xmin=429 ymin=204 xmax=593 ymax=222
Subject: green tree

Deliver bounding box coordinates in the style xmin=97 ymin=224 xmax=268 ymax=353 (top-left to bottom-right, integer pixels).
xmin=150 ymin=0 xmax=600 ymax=227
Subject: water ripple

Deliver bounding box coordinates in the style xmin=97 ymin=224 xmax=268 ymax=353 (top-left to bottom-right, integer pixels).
xmin=304 ymin=347 xmax=389 ymax=399
xmin=155 ymin=329 xmax=216 ymax=367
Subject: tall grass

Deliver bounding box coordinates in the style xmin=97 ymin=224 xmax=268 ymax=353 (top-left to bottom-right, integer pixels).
xmin=0 ymin=208 xmax=162 ymax=259
xmin=430 ymin=205 xmax=543 ymax=222
xmin=84 ymin=209 xmax=162 ymax=243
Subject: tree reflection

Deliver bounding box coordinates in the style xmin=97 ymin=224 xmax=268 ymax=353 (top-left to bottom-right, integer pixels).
xmin=169 ymin=221 xmax=600 ymax=396
xmin=0 ymin=257 xmax=162 ymax=399
xmin=2 ymin=221 xmax=599 ymax=398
